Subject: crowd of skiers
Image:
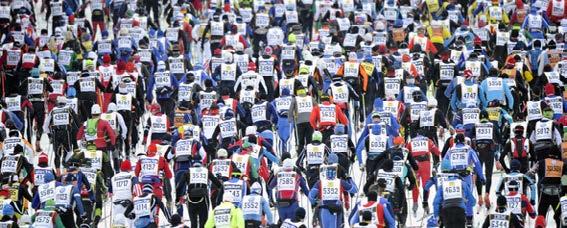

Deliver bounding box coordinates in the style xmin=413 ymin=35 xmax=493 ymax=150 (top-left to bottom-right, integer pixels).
xmin=1 ymin=0 xmax=567 ymax=227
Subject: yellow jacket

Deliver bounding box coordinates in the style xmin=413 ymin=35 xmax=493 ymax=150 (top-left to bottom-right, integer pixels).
xmin=204 ymin=202 xmax=245 ymax=228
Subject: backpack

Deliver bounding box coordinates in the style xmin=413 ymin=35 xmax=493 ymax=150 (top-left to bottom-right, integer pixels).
xmin=512 ymin=137 xmax=527 ymax=159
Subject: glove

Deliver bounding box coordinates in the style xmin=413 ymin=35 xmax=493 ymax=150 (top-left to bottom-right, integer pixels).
xmin=81 ymin=214 xmax=89 ymax=222
xmin=479 ymin=178 xmax=486 ymax=185
xmin=530 ymin=199 xmax=536 ymax=206
xmin=127 ymin=213 xmax=135 ymax=220
xmin=423 ymin=202 xmax=430 ymax=214
xmin=177 ymin=196 xmax=186 ymax=205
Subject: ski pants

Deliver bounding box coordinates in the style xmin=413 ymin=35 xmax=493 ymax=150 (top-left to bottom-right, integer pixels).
xmin=52 ymin=128 xmax=73 ymax=169
xmin=187 ymin=197 xmax=209 ymax=228
xmin=538 ymin=189 xmax=561 ymax=226
xmin=112 ymin=201 xmax=131 ymax=227
xmin=276 ymin=117 xmax=292 ymax=154
xmin=412 ymin=160 xmax=431 ymax=203
xmin=31 ymin=101 xmax=46 ymax=141
xmin=475 ymin=144 xmax=495 ymax=195
xmin=319 ymin=205 xmax=344 ymax=228
xmin=441 ymin=206 xmax=465 ymax=228
xmin=295 ymin=122 xmax=312 ymax=152
xmin=277 ymin=201 xmax=299 ymax=223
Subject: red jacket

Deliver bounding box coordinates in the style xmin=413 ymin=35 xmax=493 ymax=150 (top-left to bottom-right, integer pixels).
xmin=547 ymin=0 xmax=567 ymax=23
xmin=406 ymin=137 xmax=441 ymax=158
xmin=134 ymin=153 xmax=173 ymax=180
xmin=76 ymin=118 xmax=116 ymax=149
xmin=309 ymin=101 xmax=349 ymax=130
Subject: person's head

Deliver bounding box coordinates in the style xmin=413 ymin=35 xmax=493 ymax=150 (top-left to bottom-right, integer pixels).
xmin=327 ymin=153 xmax=338 ymax=165
xmin=543 ymin=103 xmax=554 ymax=119
xmin=294 ymin=207 xmax=306 ymax=221
xmin=393 ymin=136 xmax=404 ymax=147
xmin=120 ymin=159 xmax=132 ymax=172
xmin=65 ymin=174 xmax=78 ymax=185
xmin=412 ymin=91 xmax=423 ymax=102
xmin=507 ymin=180 xmax=520 ymax=193
xmin=441 ymin=158 xmax=452 ymax=172
xmin=370 ymin=124 xmax=382 ymax=135
xmin=334 ymin=124 xmax=345 ymax=135
xmin=514 ymin=125 xmax=524 ymax=136
xmin=38 ymin=152 xmax=49 ymax=167
xmin=282 ymin=158 xmax=294 ymax=171
xmin=382 ymin=159 xmax=394 ymax=171
xmin=454 ymin=133 xmax=465 ymax=144
xmin=361 ymin=210 xmax=373 ymax=223
xmin=510 ymin=159 xmax=521 ymax=172
xmin=217 ymin=149 xmax=228 ymax=159
xmin=312 ymin=131 xmax=323 ymax=143
xmin=250 ymin=182 xmax=262 ymax=195
xmin=496 ymin=195 xmax=507 ymax=209
xmin=2 ymin=204 xmax=14 ymax=218
xmin=91 ymin=104 xmax=102 ymax=117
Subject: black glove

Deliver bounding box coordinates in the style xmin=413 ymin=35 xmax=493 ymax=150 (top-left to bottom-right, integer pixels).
xmin=127 ymin=213 xmax=135 ymax=220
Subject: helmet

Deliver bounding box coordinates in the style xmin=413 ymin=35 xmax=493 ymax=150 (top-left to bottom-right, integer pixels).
xmin=334 ymin=124 xmax=345 ymax=134
xmin=312 ymin=131 xmax=323 ymax=142
xmin=91 ymin=104 xmax=101 ymax=115
xmin=217 ymin=149 xmax=228 ymax=158
xmin=440 ymin=159 xmax=452 ymax=172
xmin=250 ymin=182 xmax=262 ymax=194
xmin=224 ymin=110 xmax=234 ymax=120
xmin=56 ymin=96 xmax=67 ymax=105
xmin=107 ymin=102 xmax=117 ymax=112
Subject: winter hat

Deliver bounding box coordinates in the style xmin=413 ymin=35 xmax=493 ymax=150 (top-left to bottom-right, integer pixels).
xmin=281 ymin=88 xmax=291 ymax=96
xmin=510 ymin=159 xmax=521 ymax=171
xmin=2 ymin=204 xmax=14 ymax=216
xmin=102 ymin=54 xmax=111 ymax=64
xmin=393 ymin=136 xmax=404 ymax=145
xmin=148 ymin=144 xmax=157 ymax=153
xmin=496 ymin=195 xmax=507 ymax=207
xmin=295 ymin=207 xmax=306 ymax=219
xmin=464 ymin=69 xmax=473 ymax=78
xmin=327 ymin=153 xmax=338 ymax=164
xmin=544 ymin=83 xmax=555 ymax=96
xmin=38 ymin=152 xmax=49 ymax=165
xmin=120 ymin=160 xmax=132 ymax=172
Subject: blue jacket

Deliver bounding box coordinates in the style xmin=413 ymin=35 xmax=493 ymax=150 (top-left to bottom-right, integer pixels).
xmin=242 ymin=193 xmax=274 ymax=224
xmin=442 ymin=144 xmax=485 ymax=181
xmin=433 ymin=178 xmax=475 ymax=217
xmin=479 ymin=77 xmax=514 ymax=110
xmin=146 ymin=71 xmax=179 ymax=101
xmin=308 ymin=178 xmax=358 ymax=206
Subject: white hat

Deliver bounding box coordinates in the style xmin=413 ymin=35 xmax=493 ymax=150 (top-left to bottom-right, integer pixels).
xmin=91 ymin=104 xmax=102 ymax=115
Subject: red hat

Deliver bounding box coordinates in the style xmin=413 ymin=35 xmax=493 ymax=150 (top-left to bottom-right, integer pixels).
xmin=68 ymin=15 xmax=75 ymax=24
xmin=248 ymin=61 xmax=256 ymax=71
xmin=126 ymin=62 xmax=135 ymax=72
xmin=506 ymin=58 xmax=516 ymax=66
xmin=393 ymin=136 xmax=405 ymax=145
xmin=464 ymin=69 xmax=473 ymax=77
xmin=378 ymin=45 xmax=387 ymax=54
xmin=102 ymin=54 xmax=111 ymax=64
xmin=120 ymin=160 xmax=132 ymax=171
xmin=116 ymin=60 xmax=126 ymax=74
xmin=38 ymin=152 xmax=48 ymax=164
xmin=148 ymin=144 xmax=157 ymax=153
xmin=133 ymin=19 xmax=140 ymax=27
xmin=544 ymin=83 xmax=555 ymax=96
xmin=474 ymin=36 xmax=482 ymax=45
xmin=402 ymin=54 xmax=411 ymax=62
xmin=213 ymin=49 xmax=222 ymax=56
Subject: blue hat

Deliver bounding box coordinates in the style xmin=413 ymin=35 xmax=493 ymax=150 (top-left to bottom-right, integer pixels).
xmin=441 ymin=159 xmax=452 ymax=171
xmin=327 ymin=153 xmax=338 ymax=164
xmin=44 ymin=172 xmax=55 ymax=183
xmin=371 ymin=124 xmax=382 ymax=135
xmin=373 ymin=98 xmax=383 ymax=111
xmin=282 ymin=88 xmax=290 ymax=96
xmin=2 ymin=204 xmax=14 ymax=216
xmin=67 ymin=87 xmax=76 ymax=97
xmin=334 ymin=124 xmax=345 ymax=134
xmin=31 ymin=68 xmax=40 ymax=77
